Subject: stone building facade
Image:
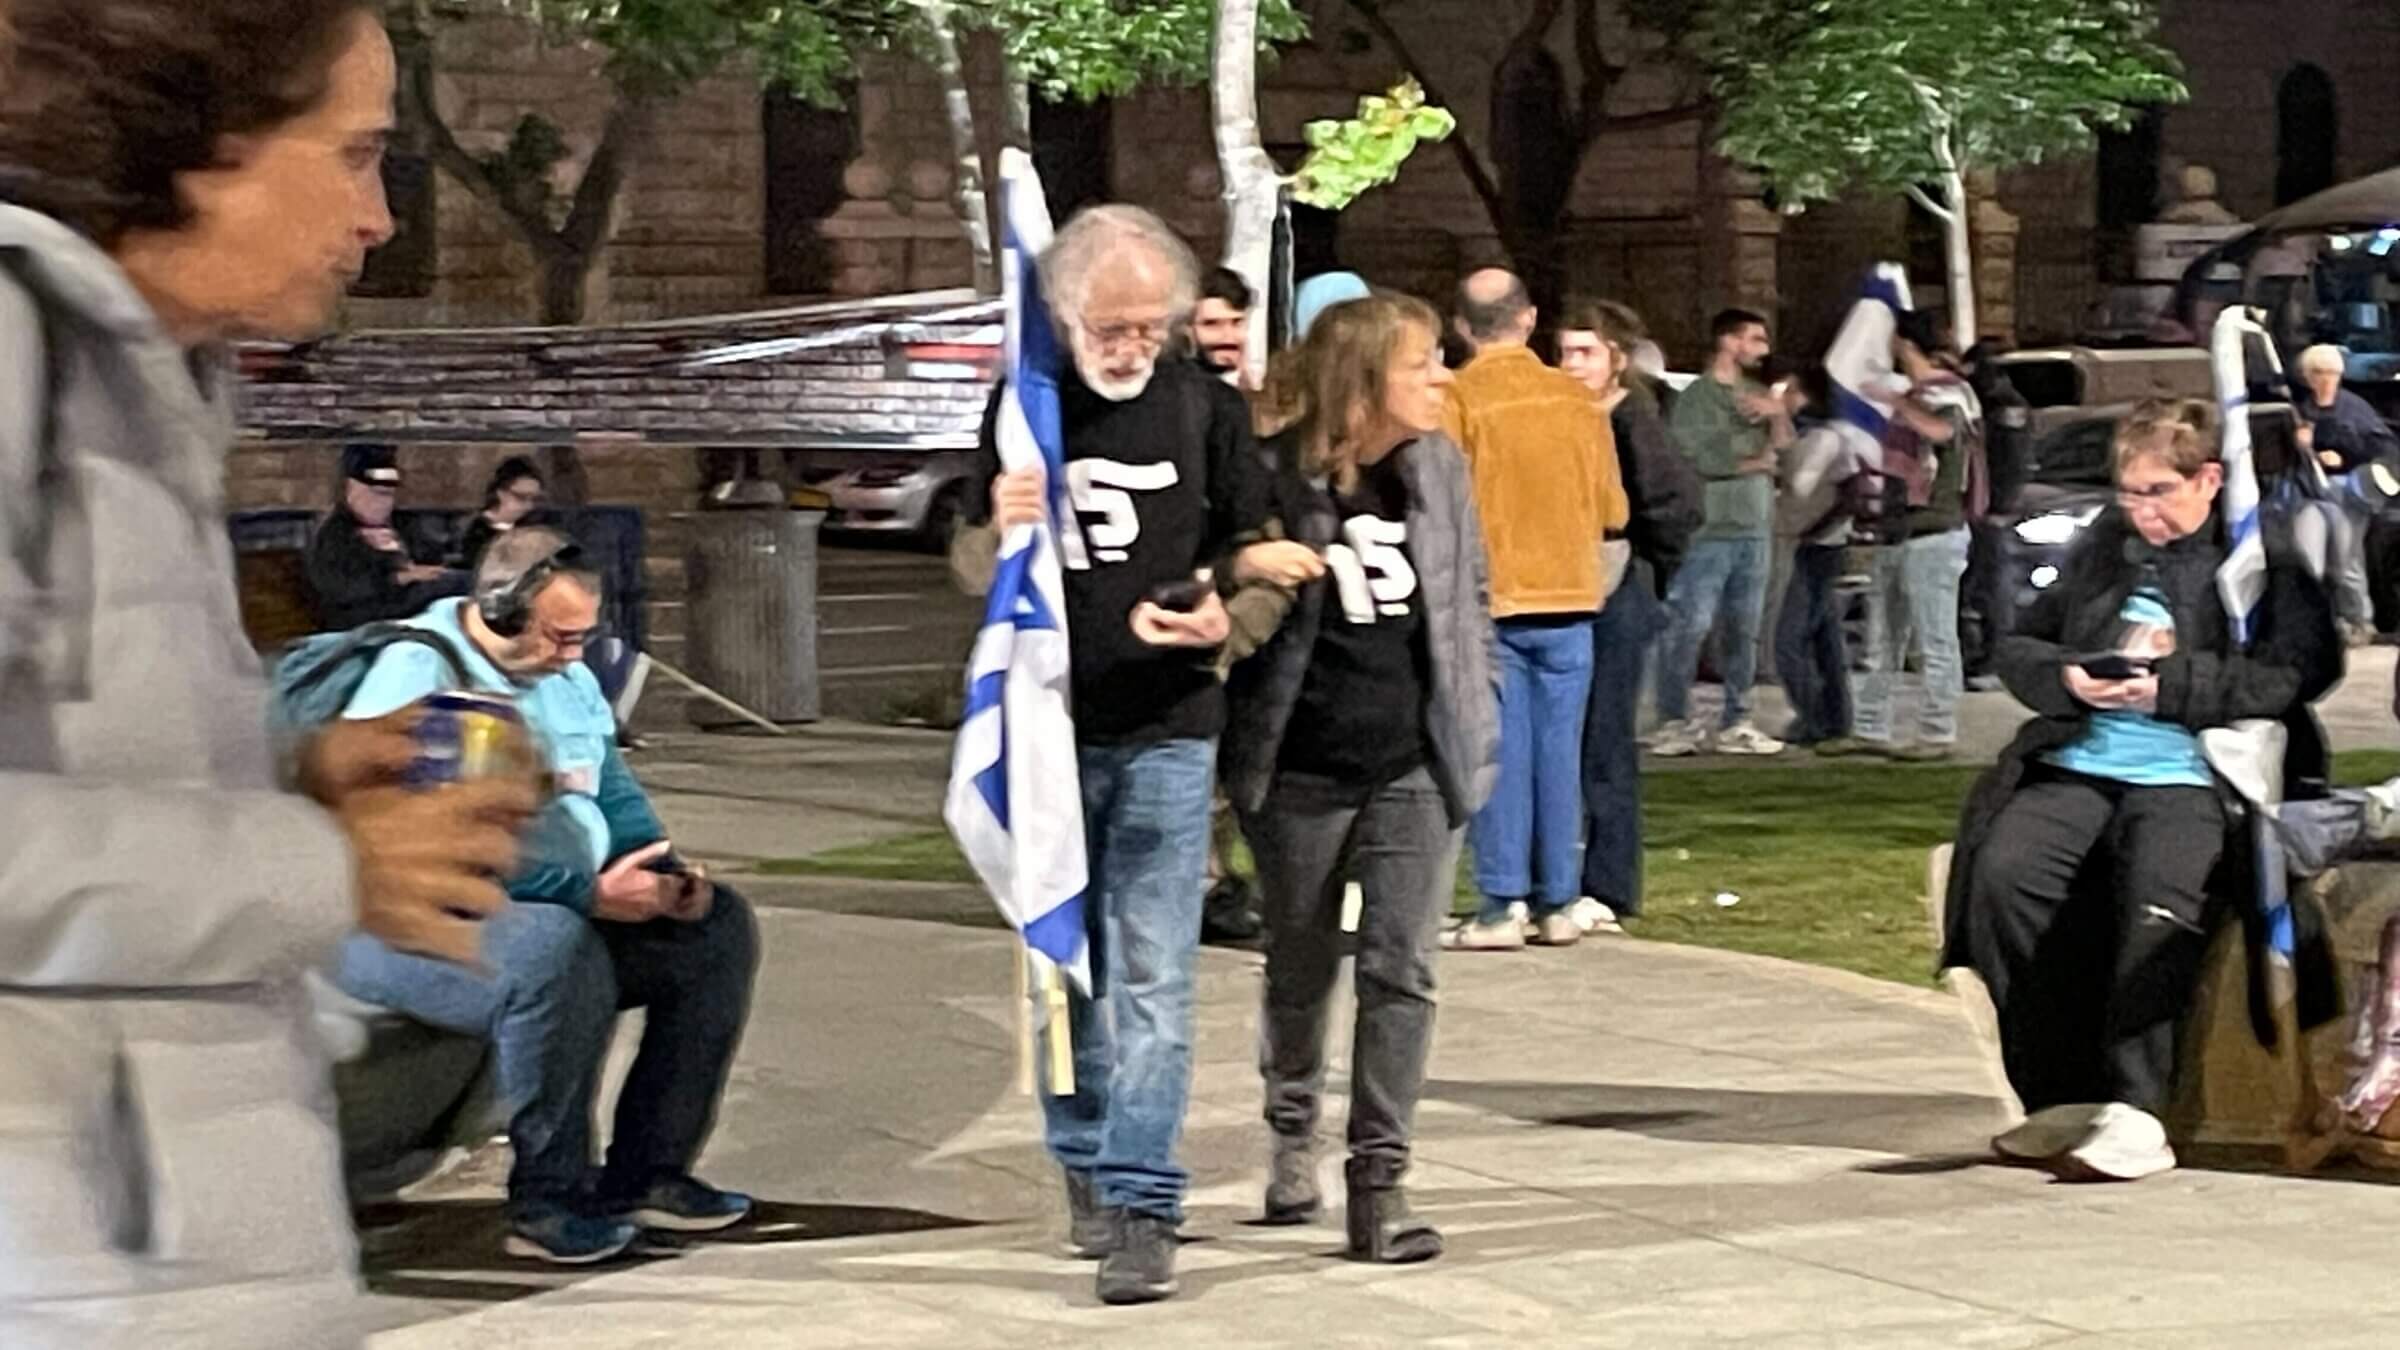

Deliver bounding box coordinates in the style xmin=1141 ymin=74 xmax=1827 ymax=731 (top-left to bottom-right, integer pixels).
xmin=342 ymin=1 xmax=2400 ymax=364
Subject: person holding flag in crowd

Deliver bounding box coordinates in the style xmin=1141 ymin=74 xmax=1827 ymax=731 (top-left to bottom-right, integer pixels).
xmin=947 ymin=159 xmax=1318 ymax=1305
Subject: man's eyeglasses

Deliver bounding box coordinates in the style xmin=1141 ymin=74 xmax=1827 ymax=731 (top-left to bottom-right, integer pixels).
xmin=1080 ymin=318 xmax=1171 ymax=352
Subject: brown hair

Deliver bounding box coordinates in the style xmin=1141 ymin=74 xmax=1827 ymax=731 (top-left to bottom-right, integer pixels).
xmin=1261 ymin=292 xmax=1441 ymax=490
xmin=0 ymin=0 xmax=374 ymax=244
xmin=2115 ymin=397 xmax=2222 ymax=477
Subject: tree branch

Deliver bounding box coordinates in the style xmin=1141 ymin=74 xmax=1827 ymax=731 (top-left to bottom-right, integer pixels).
xmin=1905 ymin=182 xmax=1956 ymax=222
xmin=392 ymin=2 xmax=561 ymax=253
xmin=1340 ymin=0 xmax=1505 ymax=224
xmin=1572 ymin=0 xmax=1618 ymax=145
xmin=1590 ymin=100 xmax=1711 ymax=135
xmin=559 ymin=90 xmax=659 ymax=260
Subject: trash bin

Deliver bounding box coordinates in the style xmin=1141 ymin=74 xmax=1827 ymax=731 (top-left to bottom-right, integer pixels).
xmin=684 ymin=503 xmax=824 ymax=726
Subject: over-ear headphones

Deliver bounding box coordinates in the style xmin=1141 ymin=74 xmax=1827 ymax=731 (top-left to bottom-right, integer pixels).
xmin=479 ymin=539 xmax=587 ymax=638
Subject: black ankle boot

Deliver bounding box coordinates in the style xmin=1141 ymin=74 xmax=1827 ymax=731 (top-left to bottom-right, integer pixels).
xmin=1345 ymin=1177 xmax=1442 ymax=1264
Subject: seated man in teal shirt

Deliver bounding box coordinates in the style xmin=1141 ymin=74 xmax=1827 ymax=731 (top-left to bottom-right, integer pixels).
xmin=332 ymin=528 xmax=760 ymax=1264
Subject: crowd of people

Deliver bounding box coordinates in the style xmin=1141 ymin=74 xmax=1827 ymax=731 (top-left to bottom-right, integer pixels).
xmin=1 ymin=0 xmax=2389 ymax=1342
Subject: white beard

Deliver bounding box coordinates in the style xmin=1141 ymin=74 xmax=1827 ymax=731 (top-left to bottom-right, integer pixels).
xmin=1070 ymin=333 xmax=1157 ymax=403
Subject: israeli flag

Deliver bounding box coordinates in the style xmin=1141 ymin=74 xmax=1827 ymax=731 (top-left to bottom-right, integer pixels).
xmin=943 ymin=149 xmax=1090 ymax=992
xmin=1825 ymin=263 xmax=1916 ymax=440
xmin=2201 ymin=306 xmax=2313 ymax=964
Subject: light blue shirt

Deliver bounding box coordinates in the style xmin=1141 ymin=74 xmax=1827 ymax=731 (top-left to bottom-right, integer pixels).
xmin=2045 ymin=589 xmax=2214 ymax=790
xmin=345 ymin=599 xmax=618 ymax=871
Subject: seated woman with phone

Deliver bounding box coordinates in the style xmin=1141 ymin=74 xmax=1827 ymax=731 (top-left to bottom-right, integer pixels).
xmin=1939 ymin=398 xmax=2341 ymax=1183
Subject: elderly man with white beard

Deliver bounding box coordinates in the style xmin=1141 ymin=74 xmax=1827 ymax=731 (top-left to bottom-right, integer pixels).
xmin=953 ymin=204 xmax=1322 ymax=1306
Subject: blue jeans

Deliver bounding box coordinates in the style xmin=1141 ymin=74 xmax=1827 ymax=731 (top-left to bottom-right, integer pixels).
xmin=1474 ymin=616 xmax=1596 ymax=921
xmin=1042 ymin=737 xmax=1215 ymax=1222
xmin=1581 ymin=573 xmax=1661 ymax=914
xmin=1656 ymin=535 xmax=1770 ymax=728
xmin=1774 ymin=544 xmax=1853 ymax=744
xmin=332 ymin=889 xmax=760 ymax=1216
xmin=1855 ymin=528 xmax=1970 ymax=746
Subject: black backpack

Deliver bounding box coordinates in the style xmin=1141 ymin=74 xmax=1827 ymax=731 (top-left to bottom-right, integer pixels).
xmin=1807 ymin=465 xmax=1909 ymax=545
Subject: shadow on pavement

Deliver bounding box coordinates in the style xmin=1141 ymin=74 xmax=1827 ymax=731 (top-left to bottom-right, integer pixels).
xmin=358 ymin=1198 xmax=986 ymax=1305
xmin=1425 ymin=1079 xmax=2002 ymax=1155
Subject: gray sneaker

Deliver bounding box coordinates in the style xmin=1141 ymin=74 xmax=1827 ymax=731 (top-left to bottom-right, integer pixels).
xmin=1096 ymin=1211 xmax=1179 ymax=1305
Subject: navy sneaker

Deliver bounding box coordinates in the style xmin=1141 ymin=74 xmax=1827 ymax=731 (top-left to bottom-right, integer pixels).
xmin=611 ymin=1174 xmax=754 ymax=1234
xmin=504 ymin=1205 xmax=639 ymax=1265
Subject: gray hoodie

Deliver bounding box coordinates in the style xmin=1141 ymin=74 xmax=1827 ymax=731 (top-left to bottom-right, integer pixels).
xmin=0 ymin=204 xmax=363 ymax=1347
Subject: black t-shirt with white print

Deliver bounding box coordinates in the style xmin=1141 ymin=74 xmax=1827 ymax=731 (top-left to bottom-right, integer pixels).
xmin=967 ymin=359 xmax=1272 ymax=745
xmin=1276 ymin=447 xmax=1431 ymax=786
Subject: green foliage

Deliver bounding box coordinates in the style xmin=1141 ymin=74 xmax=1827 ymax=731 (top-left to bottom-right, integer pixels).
xmin=468 ymin=0 xmax=915 ymax=103
xmin=1698 ymin=0 xmax=2188 ymax=209
xmin=961 ymin=0 xmax=1308 ymax=102
xmin=1290 ymin=79 xmax=1456 ymax=211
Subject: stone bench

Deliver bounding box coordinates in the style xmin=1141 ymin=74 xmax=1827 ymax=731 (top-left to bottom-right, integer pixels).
xmin=309 ymin=975 xmax=503 ymax=1202
xmin=1927 ymin=845 xmax=2400 ymax=1171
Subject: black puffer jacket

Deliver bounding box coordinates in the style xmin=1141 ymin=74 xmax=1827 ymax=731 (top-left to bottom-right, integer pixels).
xmin=1940 ymin=503 xmax=2345 ymax=1040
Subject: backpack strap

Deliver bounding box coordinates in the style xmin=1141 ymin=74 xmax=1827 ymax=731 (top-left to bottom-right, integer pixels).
xmin=284 ymin=621 xmax=475 ymax=699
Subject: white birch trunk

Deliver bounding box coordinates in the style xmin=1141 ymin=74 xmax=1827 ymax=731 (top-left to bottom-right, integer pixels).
xmin=1211 ymin=0 xmax=1279 ymax=383
xmin=1940 ymin=168 xmax=1977 ymax=347
xmin=919 ymin=1 xmax=996 ymax=292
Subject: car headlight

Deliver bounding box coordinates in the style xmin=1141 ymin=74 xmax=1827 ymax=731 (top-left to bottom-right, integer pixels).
xmin=2029 ymin=565 xmax=2061 ymax=590
xmin=2013 ymin=507 xmax=2100 ymax=547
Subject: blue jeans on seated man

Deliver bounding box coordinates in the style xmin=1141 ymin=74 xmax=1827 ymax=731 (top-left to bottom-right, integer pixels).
xmin=331 ymin=887 xmax=760 ymax=1219
xmin=1041 ymin=737 xmax=1215 ymax=1224
xmin=1656 ymin=535 xmax=1770 ymax=729
xmin=1474 ymin=615 xmax=1596 ymax=925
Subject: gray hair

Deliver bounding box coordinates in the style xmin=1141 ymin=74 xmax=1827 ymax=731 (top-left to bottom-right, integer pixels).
xmin=475 ymin=525 xmax=602 ymax=604
xmin=1039 ymin=204 xmax=1199 ymax=327
xmin=2297 ymin=344 xmax=2348 ymax=379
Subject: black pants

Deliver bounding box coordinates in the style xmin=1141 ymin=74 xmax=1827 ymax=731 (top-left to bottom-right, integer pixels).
xmin=1773 ymin=543 xmax=1852 ymax=744
xmin=1243 ymin=767 xmax=1458 ymax=1188
xmin=1581 ymin=571 xmax=1661 ymax=913
xmin=1963 ymin=769 xmax=2224 ymax=1114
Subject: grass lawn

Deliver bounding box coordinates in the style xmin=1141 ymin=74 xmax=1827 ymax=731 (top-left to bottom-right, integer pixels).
xmin=757 ymin=750 xmax=2400 ymax=988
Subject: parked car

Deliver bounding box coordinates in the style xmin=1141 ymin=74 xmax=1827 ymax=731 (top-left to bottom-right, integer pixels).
xmin=814 ymin=451 xmax=979 ymax=550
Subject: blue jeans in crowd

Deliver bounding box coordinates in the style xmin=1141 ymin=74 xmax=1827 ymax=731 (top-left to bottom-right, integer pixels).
xmin=1580 ymin=573 xmax=1662 ymax=916
xmin=1855 ymin=528 xmax=1970 ymax=747
xmin=1474 ymin=616 xmax=1596 ymax=923
xmin=1655 ymin=535 xmax=1771 ymax=729
xmin=1774 ymin=543 xmax=1854 ymax=745
xmin=332 ymin=889 xmax=760 ymax=1217
xmin=1041 ymin=737 xmax=1216 ymax=1223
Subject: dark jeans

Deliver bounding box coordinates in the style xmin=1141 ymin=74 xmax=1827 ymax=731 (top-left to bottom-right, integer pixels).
xmin=1581 ymin=574 xmax=1662 ymax=914
xmin=1041 ymin=737 xmax=1215 ymax=1222
xmin=1961 ymin=770 xmax=2224 ymax=1114
xmin=1773 ymin=544 xmax=1853 ymax=744
xmin=1243 ymin=767 xmax=1458 ymax=1189
xmin=332 ymin=888 xmax=760 ymax=1215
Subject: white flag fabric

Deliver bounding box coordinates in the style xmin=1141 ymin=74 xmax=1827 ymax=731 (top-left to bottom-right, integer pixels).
xmin=942 ymin=148 xmax=1091 ymax=992
xmin=1825 ymin=262 xmax=1915 ymax=440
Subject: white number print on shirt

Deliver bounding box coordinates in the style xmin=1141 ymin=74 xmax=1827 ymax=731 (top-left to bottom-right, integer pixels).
xmin=1325 ymin=515 xmax=1418 ymax=623
xmin=1062 ymin=459 xmax=1182 ymax=567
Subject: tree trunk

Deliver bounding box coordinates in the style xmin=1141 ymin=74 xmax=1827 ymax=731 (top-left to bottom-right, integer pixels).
xmin=919 ymin=1 xmax=996 ymax=292
xmin=1940 ymin=169 xmax=1977 ymax=347
xmin=1211 ymin=0 xmax=1279 ymax=382
xmin=537 ymin=247 xmax=594 ymax=326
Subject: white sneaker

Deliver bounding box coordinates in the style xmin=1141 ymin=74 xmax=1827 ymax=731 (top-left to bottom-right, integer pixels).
xmin=1567 ymin=898 xmax=1624 ymax=934
xmin=1713 ymin=721 xmax=1786 ymax=756
xmin=2055 ymin=1103 xmax=2177 ymax=1182
xmin=1439 ymin=916 xmax=1527 ymax=952
xmin=1648 ymin=720 xmax=1704 ymax=757
xmin=1991 ymin=1104 xmax=2108 ymax=1165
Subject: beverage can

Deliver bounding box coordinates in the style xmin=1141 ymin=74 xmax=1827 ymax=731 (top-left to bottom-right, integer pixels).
xmin=409 ymin=690 xmax=526 ymax=789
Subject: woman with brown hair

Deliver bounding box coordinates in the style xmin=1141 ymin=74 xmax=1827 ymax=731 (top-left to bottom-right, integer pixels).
xmin=1942 ymin=399 xmax=2339 ymax=1183
xmin=1219 ymin=293 xmax=1498 ymax=1262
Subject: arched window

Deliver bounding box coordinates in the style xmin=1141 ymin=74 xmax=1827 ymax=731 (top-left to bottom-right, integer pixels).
xmin=1032 ymin=95 xmax=1114 ymax=219
xmin=2276 ymin=64 xmax=2339 ymax=206
xmin=763 ymin=86 xmax=858 ymax=296
xmin=2096 ymin=106 xmax=2165 ymax=231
